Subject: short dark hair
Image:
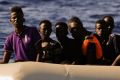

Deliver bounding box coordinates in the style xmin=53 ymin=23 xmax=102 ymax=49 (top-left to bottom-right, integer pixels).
xmin=102 ymin=15 xmax=114 ymax=28
xmin=10 ymin=6 xmax=24 ymax=16
xmin=68 ymin=16 xmax=83 ymax=27
xmin=39 ymin=20 xmax=52 ymax=26
xmin=95 ymin=19 xmax=108 ymax=28
xmin=39 ymin=20 xmax=52 ymax=31
xmin=55 ymin=22 xmax=68 ymax=30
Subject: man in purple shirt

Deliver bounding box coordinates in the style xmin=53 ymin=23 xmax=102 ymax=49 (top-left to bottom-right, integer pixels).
xmin=0 ymin=6 xmax=42 ymax=63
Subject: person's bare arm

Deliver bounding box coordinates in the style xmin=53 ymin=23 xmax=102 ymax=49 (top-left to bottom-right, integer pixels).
xmin=0 ymin=51 xmax=12 ymax=64
xmin=36 ymin=51 xmax=43 ymax=62
xmin=112 ymin=54 xmax=120 ymax=66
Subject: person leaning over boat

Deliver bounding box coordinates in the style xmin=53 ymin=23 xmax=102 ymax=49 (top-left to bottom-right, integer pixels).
xmin=0 ymin=6 xmax=43 ymax=63
xmin=67 ymin=16 xmax=92 ymax=64
xmin=35 ymin=20 xmax=62 ymax=64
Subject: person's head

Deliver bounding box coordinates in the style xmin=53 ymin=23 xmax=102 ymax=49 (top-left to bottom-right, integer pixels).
xmin=55 ymin=22 xmax=68 ymax=39
xmin=68 ymin=16 xmax=84 ymax=39
xmin=102 ymin=16 xmax=114 ymax=34
xmin=10 ymin=6 xmax=25 ymax=28
xmin=95 ymin=19 xmax=108 ymax=39
xmin=39 ymin=20 xmax=52 ymax=39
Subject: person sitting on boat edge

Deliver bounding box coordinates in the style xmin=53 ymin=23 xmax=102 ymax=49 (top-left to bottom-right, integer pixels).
xmin=102 ymin=15 xmax=120 ymax=66
xmin=102 ymin=16 xmax=120 ymax=59
xmin=0 ymin=6 xmax=42 ymax=63
xmin=35 ymin=20 xmax=62 ymax=64
xmin=55 ymin=22 xmax=78 ymax=64
xmin=67 ymin=16 xmax=92 ymax=64
xmin=82 ymin=19 xmax=117 ymax=65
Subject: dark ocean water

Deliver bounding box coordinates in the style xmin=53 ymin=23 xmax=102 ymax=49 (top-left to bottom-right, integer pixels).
xmin=0 ymin=0 xmax=120 ymax=60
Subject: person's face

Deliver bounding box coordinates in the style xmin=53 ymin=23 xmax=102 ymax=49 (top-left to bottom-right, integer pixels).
xmin=56 ymin=25 xmax=68 ymax=38
xmin=39 ymin=23 xmax=51 ymax=38
xmin=104 ymin=17 xmax=114 ymax=34
xmin=10 ymin=12 xmax=24 ymax=28
xmin=95 ymin=23 xmax=108 ymax=38
xmin=68 ymin=22 xmax=82 ymax=39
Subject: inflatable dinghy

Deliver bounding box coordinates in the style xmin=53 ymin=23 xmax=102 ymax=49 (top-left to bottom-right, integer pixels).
xmin=0 ymin=62 xmax=120 ymax=80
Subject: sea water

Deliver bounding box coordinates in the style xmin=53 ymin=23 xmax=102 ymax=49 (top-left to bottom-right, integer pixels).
xmin=0 ymin=0 xmax=120 ymax=61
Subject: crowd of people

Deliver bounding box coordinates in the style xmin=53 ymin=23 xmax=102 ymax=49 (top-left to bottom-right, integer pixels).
xmin=0 ymin=6 xmax=120 ymax=66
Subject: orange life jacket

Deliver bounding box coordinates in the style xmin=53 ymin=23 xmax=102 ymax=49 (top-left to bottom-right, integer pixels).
xmin=82 ymin=35 xmax=103 ymax=59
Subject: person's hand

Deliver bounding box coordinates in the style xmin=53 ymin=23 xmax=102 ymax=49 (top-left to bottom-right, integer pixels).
xmin=42 ymin=42 xmax=51 ymax=50
xmin=0 ymin=60 xmax=4 ymax=64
